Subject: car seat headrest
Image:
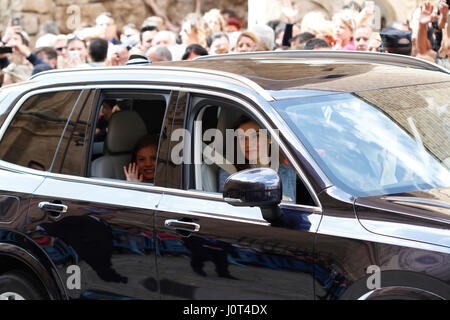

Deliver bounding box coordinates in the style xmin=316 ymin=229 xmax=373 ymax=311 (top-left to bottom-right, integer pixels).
xmin=106 ymin=110 xmax=147 ymax=154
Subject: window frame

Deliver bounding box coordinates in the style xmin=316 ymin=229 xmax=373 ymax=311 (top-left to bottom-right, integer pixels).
xmin=179 ymin=88 xmax=321 ymax=211
xmin=51 ymin=89 xmax=94 ymax=176
xmin=0 ymin=84 xmax=182 ymax=193
xmin=84 ymin=87 xmax=173 ymax=186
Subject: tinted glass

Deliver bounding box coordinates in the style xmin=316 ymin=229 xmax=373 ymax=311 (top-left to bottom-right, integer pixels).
xmin=89 ymin=91 xmax=169 ymax=185
xmin=0 ymin=90 xmax=82 ymax=171
xmin=53 ymin=90 xmax=94 ymax=176
xmin=189 ymin=97 xmax=313 ymax=204
xmin=274 ymin=83 xmax=450 ymax=197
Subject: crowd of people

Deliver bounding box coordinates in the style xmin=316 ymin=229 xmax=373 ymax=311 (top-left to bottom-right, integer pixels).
xmin=0 ymin=0 xmax=449 ymax=87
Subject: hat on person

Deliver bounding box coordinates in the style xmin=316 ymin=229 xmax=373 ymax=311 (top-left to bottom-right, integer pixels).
xmin=380 ymin=27 xmax=412 ymax=48
xmin=35 ymin=33 xmax=57 ymax=48
xmin=141 ymin=16 xmax=163 ymax=30
xmin=249 ymin=24 xmax=275 ymax=50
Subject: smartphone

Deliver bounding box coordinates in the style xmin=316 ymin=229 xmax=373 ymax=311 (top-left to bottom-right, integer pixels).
xmin=0 ymin=46 xmax=13 ymax=54
xmin=12 ymin=17 xmax=20 ymax=26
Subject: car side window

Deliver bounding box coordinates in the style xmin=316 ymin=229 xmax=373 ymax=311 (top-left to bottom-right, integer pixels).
xmin=88 ymin=90 xmax=169 ymax=186
xmin=0 ymin=90 xmax=82 ymax=171
xmin=188 ymin=97 xmax=315 ymax=206
xmin=52 ymin=90 xmax=94 ymax=176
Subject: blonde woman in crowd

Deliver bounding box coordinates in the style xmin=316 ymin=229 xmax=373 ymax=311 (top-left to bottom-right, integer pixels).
xmin=235 ymin=31 xmax=260 ymax=53
xmin=203 ymin=8 xmax=227 ymax=33
xmin=180 ymin=13 xmax=209 ymax=48
xmin=300 ymin=11 xmax=335 ymax=47
xmin=332 ymin=11 xmax=356 ymax=50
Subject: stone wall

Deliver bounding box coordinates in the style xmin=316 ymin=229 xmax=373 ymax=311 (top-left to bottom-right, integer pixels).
xmin=0 ymin=0 xmax=247 ymax=45
xmin=0 ymin=0 xmax=437 ymax=45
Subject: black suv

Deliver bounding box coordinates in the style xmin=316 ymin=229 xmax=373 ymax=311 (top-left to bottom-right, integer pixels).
xmin=0 ymin=51 xmax=449 ymax=300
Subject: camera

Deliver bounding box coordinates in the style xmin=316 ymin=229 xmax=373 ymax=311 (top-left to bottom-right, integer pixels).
xmin=0 ymin=46 xmax=13 ymax=54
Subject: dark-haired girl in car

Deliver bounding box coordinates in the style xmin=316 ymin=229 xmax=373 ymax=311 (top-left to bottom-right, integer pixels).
xmin=123 ymin=135 xmax=158 ymax=184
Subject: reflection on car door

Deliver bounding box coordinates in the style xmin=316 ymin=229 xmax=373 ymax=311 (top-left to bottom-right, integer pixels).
xmin=154 ymin=193 xmax=320 ymax=299
xmin=28 ymin=179 xmax=162 ymax=300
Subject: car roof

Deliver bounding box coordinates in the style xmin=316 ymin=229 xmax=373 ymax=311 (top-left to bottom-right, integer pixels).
xmin=29 ymin=51 xmax=450 ymax=101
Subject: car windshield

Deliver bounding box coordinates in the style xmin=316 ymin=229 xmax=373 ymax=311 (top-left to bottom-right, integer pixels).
xmin=273 ymin=82 xmax=450 ymax=197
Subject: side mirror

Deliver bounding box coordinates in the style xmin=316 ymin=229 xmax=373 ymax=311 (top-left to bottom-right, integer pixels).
xmin=223 ymin=168 xmax=282 ymax=222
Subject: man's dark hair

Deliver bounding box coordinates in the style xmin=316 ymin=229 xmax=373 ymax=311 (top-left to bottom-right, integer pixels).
xmin=304 ymin=38 xmax=331 ymax=50
xmin=221 ymin=9 xmax=237 ymax=18
xmin=292 ymin=32 xmax=316 ymax=45
xmin=206 ymin=31 xmax=229 ymax=48
xmin=140 ymin=25 xmax=158 ymax=42
xmin=102 ymin=99 xmax=116 ymax=110
xmin=89 ymin=37 xmax=108 ymax=62
xmin=182 ymin=44 xmax=208 ymax=60
xmin=34 ymin=46 xmax=57 ymax=61
xmin=150 ymin=46 xmax=172 ymax=62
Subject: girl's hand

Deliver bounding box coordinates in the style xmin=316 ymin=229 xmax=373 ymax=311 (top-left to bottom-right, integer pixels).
xmin=124 ymin=163 xmax=143 ymax=182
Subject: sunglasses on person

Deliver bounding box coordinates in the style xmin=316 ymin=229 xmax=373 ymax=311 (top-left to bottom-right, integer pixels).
xmin=67 ymin=34 xmax=85 ymax=42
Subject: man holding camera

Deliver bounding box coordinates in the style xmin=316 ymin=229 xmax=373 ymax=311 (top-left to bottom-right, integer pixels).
xmin=0 ymin=19 xmax=52 ymax=83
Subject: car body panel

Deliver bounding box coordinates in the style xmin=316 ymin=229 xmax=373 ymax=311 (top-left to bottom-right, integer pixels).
xmin=0 ymin=231 xmax=66 ymax=299
xmin=26 ymin=176 xmax=162 ymax=299
xmin=315 ymin=187 xmax=450 ymax=300
xmin=154 ymin=192 xmax=321 ymax=299
xmin=355 ymin=187 xmax=450 ymax=248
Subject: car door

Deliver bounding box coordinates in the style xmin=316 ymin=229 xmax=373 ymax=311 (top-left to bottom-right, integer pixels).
xmin=24 ymin=87 xmax=176 ymax=300
xmin=0 ymin=87 xmax=48 ymax=249
xmin=153 ymin=91 xmax=321 ymax=300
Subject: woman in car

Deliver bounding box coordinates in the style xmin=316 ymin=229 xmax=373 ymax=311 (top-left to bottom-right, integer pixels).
xmin=123 ymin=135 xmax=158 ymax=184
xmin=218 ymin=116 xmax=297 ymax=202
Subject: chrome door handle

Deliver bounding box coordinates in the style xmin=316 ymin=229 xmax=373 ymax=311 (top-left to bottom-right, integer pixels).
xmin=38 ymin=202 xmax=68 ymax=213
xmin=164 ymin=219 xmax=200 ymax=233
